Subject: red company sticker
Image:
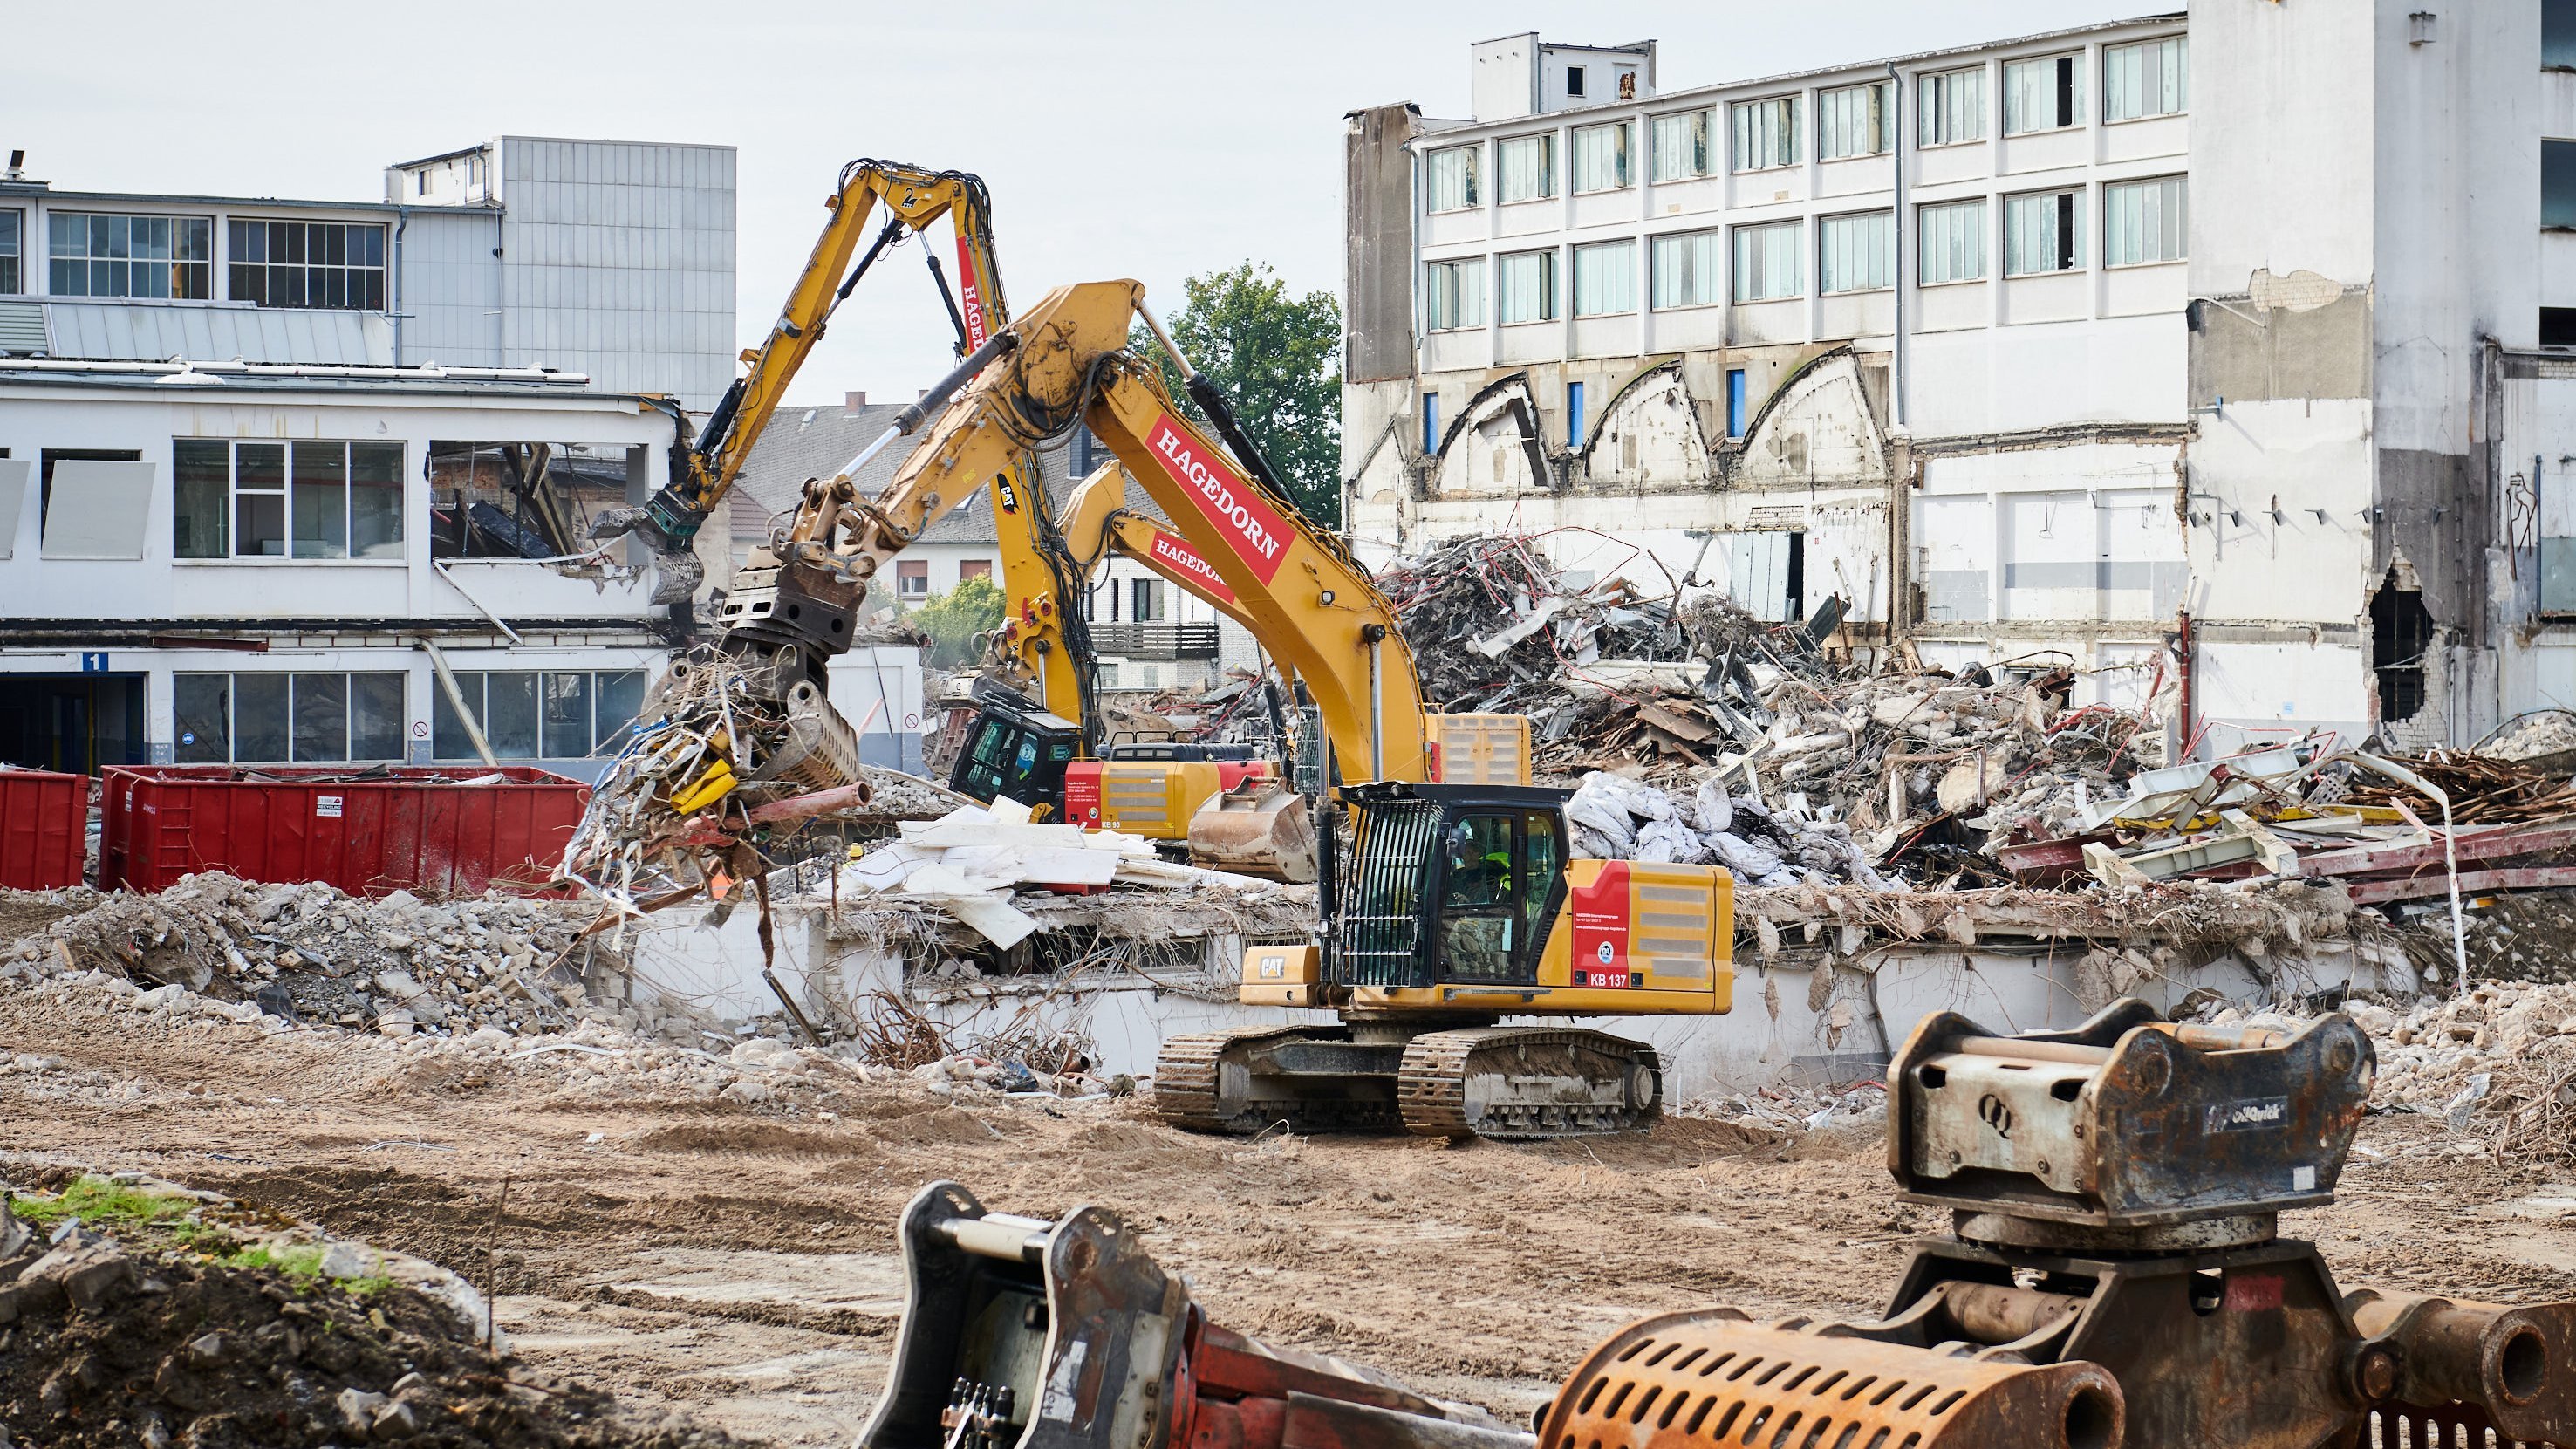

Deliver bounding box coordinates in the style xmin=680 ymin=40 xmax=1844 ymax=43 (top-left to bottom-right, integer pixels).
xmin=1145 ymin=414 xmax=1290 ymax=585
xmin=1145 ymin=527 xmax=1235 ymax=604
xmin=2223 ymin=1273 xmax=2285 ymax=1313
xmin=955 ymin=234 xmax=988 ymax=349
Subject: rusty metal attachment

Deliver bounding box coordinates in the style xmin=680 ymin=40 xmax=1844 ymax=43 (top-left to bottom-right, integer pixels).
xmin=884 ymin=1001 xmax=2576 ymax=1449
xmin=1186 ymin=776 xmax=1318 ymax=883
xmin=1537 ymin=1310 xmax=2122 ymax=1449
xmin=1887 ymin=998 xmax=2374 ymax=1237
xmin=858 ymin=1182 xmax=1522 ymax=1449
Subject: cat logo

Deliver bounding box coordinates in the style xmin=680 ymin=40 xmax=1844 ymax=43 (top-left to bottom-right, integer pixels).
xmin=995 ymin=479 xmax=1021 ymax=514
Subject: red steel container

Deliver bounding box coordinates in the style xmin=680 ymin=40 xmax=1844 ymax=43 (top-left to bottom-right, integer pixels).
xmin=0 ymin=768 xmax=89 ymax=890
xmin=100 ymin=765 xmax=588 ymax=898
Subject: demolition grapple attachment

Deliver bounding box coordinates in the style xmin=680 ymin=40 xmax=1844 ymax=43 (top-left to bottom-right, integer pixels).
xmin=857 ymin=1182 xmax=1525 ymax=1449
xmin=871 ymin=1001 xmax=2576 ymax=1449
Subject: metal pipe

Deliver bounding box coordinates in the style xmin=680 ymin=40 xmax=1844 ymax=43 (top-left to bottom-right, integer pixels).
xmin=391 ymin=204 xmax=407 ymax=366
xmin=416 ymin=638 xmax=498 ymax=767
xmin=1950 ymin=1036 xmax=2110 ymax=1066
xmin=834 ymin=332 xmax=1016 ymax=480
xmin=2354 ymin=750 xmax=2470 ymax=995
xmin=939 ymin=1213 xmax=1054 ymax=1263
xmin=431 ymin=561 xmax=524 ymax=645
xmin=1887 ymin=61 xmax=1907 ymax=432
xmin=1937 ymin=1281 xmax=2085 ymax=1345
xmin=1368 ymin=635 xmax=1385 ymax=781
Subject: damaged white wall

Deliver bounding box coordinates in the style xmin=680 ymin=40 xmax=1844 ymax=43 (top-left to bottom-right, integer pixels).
xmin=625 ymin=898 xmax=2413 ymax=1100
xmin=1352 ymin=5 xmax=2576 ymax=752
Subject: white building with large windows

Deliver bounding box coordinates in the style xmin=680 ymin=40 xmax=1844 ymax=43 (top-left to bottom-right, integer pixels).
xmin=1347 ymin=3 xmax=2576 ymax=754
xmin=0 ymin=137 xmax=734 ymax=778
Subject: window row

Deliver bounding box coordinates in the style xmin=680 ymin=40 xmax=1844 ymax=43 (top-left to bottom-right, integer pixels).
xmin=174 ymin=673 xmax=406 ymax=764
xmin=1423 ymin=177 xmax=2184 ymax=326
xmin=167 ymin=668 xmax=647 ymax=764
xmin=174 ymin=439 xmax=406 ymax=560
xmin=2 ymin=209 xmax=390 ymax=308
xmin=1425 ymin=38 xmax=2184 ymax=210
xmin=431 ymin=669 xmax=646 ymax=762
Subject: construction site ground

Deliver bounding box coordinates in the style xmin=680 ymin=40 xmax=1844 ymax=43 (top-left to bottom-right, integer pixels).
xmin=9 ymin=985 xmax=2573 ymax=1449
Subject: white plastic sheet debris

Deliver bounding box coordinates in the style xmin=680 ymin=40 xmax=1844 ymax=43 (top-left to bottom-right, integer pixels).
xmin=1565 ymin=771 xmax=1889 ymax=890
xmin=832 ymin=798 xmax=1266 ymax=947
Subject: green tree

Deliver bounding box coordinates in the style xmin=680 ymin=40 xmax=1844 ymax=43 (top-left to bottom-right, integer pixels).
xmin=910 ymin=574 xmax=1004 ymax=669
xmin=1137 ymin=263 xmax=1344 ymax=528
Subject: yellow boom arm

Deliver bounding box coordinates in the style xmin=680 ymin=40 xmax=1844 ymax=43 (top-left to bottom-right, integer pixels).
xmin=613 ymin=159 xmax=1006 ymax=583
xmin=817 ymin=280 xmax=1433 ymax=782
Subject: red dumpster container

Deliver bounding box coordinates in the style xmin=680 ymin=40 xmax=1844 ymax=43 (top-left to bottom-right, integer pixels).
xmin=0 ymin=768 xmax=88 ymax=890
xmin=99 ymin=765 xmax=589 ymax=898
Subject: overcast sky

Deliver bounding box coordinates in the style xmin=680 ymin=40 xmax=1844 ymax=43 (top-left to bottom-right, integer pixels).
xmin=14 ymin=1 xmax=2149 ymax=404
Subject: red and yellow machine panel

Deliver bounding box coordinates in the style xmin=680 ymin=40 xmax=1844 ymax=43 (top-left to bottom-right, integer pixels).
xmin=1249 ymin=859 xmax=1732 ymax=1016
xmin=1063 ymin=759 xmax=1272 ymax=843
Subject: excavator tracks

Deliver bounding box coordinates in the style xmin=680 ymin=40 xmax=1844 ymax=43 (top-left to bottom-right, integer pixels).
xmin=1156 ymin=1024 xmax=1661 ymax=1141
xmin=1151 ymin=1027 xmax=1406 ymax=1136
xmin=1397 ymin=1026 xmax=1663 ymax=1139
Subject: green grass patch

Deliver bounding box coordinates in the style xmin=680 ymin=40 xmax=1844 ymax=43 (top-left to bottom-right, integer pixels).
xmin=11 ymin=1176 xmax=196 ymax=1232
xmin=223 ymin=1241 xmax=328 ymax=1283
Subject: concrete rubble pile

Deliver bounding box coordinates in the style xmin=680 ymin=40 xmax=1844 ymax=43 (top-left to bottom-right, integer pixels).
xmin=2479 ymin=707 xmax=2576 ymax=773
xmin=1377 ymin=533 xmax=1718 ymax=720
xmin=2025 ymin=742 xmax=2576 ymax=919
xmin=1377 ymin=533 xmax=2169 ymax=881
xmin=1727 ymin=875 xmax=2368 ymax=964
xmin=2224 ymin=982 xmax=2576 ymax=1166
xmin=5 ymin=950 xmax=1134 ymax=1110
xmin=0 ymin=873 xmax=697 ymax=1042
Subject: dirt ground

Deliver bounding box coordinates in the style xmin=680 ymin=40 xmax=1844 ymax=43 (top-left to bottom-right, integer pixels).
xmin=7 ymin=986 xmax=2574 ymax=1449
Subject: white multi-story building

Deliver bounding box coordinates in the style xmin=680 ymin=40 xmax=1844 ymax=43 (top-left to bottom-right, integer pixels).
xmin=1346 ymin=3 xmax=2576 ymax=754
xmin=0 ymin=138 xmax=735 ymax=778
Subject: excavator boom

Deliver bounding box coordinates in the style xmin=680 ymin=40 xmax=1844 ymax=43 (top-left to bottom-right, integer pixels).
xmin=597 ymin=160 xmax=1007 ymax=602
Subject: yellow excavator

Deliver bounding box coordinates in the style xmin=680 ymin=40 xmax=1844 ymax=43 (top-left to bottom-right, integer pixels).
xmin=730 ymin=277 xmax=1732 ymax=1138
xmin=594 ymin=158 xmax=1370 ymax=877
xmin=598 ymin=158 xmax=1013 ymax=605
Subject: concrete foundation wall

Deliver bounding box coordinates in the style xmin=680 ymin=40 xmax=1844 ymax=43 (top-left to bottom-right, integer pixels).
xmin=625 ymin=904 xmax=2413 ymax=1101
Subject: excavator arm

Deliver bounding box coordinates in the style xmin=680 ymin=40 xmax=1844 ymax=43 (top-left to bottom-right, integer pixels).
xmin=986 ymin=459 xmax=1271 ymax=728
xmin=598 ymin=160 xmax=1007 ymax=601
xmin=853 ymin=280 xmax=1432 ymax=783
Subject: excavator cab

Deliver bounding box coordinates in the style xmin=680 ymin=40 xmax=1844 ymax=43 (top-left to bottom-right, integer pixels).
xmin=948 ymin=698 xmax=1082 ymax=817
xmin=1338 ymin=783 xmax=1570 ymax=991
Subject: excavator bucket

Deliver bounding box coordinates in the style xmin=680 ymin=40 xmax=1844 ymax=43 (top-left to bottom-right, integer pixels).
xmin=858 ymin=1182 xmax=1526 ymax=1449
xmin=1186 ymin=777 xmax=1316 ymax=882
xmin=588 ymin=504 xmax=706 ymax=605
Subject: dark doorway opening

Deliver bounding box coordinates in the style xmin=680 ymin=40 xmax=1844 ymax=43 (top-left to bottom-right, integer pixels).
xmin=2369 ymin=572 xmax=2435 ymax=723
xmin=0 ymin=674 xmax=146 ymax=775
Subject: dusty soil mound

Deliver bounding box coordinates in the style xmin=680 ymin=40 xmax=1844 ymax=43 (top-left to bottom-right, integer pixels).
xmin=0 ymin=1225 xmax=733 ymax=1448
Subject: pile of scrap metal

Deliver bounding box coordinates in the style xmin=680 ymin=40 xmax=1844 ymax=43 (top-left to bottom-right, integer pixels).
xmin=561 ymin=646 xmax=876 ymax=919
xmin=1996 ymin=737 xmax=2576 ymax=917
xmin=1376 ymin=534 xmax=2165 ymax=886
xmin=857 ymin=1001 xmax=2576 ymax=1449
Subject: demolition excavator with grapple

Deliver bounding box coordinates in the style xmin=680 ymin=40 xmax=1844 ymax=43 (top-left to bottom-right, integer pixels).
xmin=587 ymin=161 xmax=1497 ymax=882
xmin=852 ymin=999 xmax=2576 ymax=1449
xmin=721 ymin=277 xmax=1724 ymax=1139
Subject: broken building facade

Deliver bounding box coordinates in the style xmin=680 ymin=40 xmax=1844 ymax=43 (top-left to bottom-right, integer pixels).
xmin=1345 ymin=3 xmax=2576 ymax=754
xmin=0 ymin=138 xmax=735 ymax=777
